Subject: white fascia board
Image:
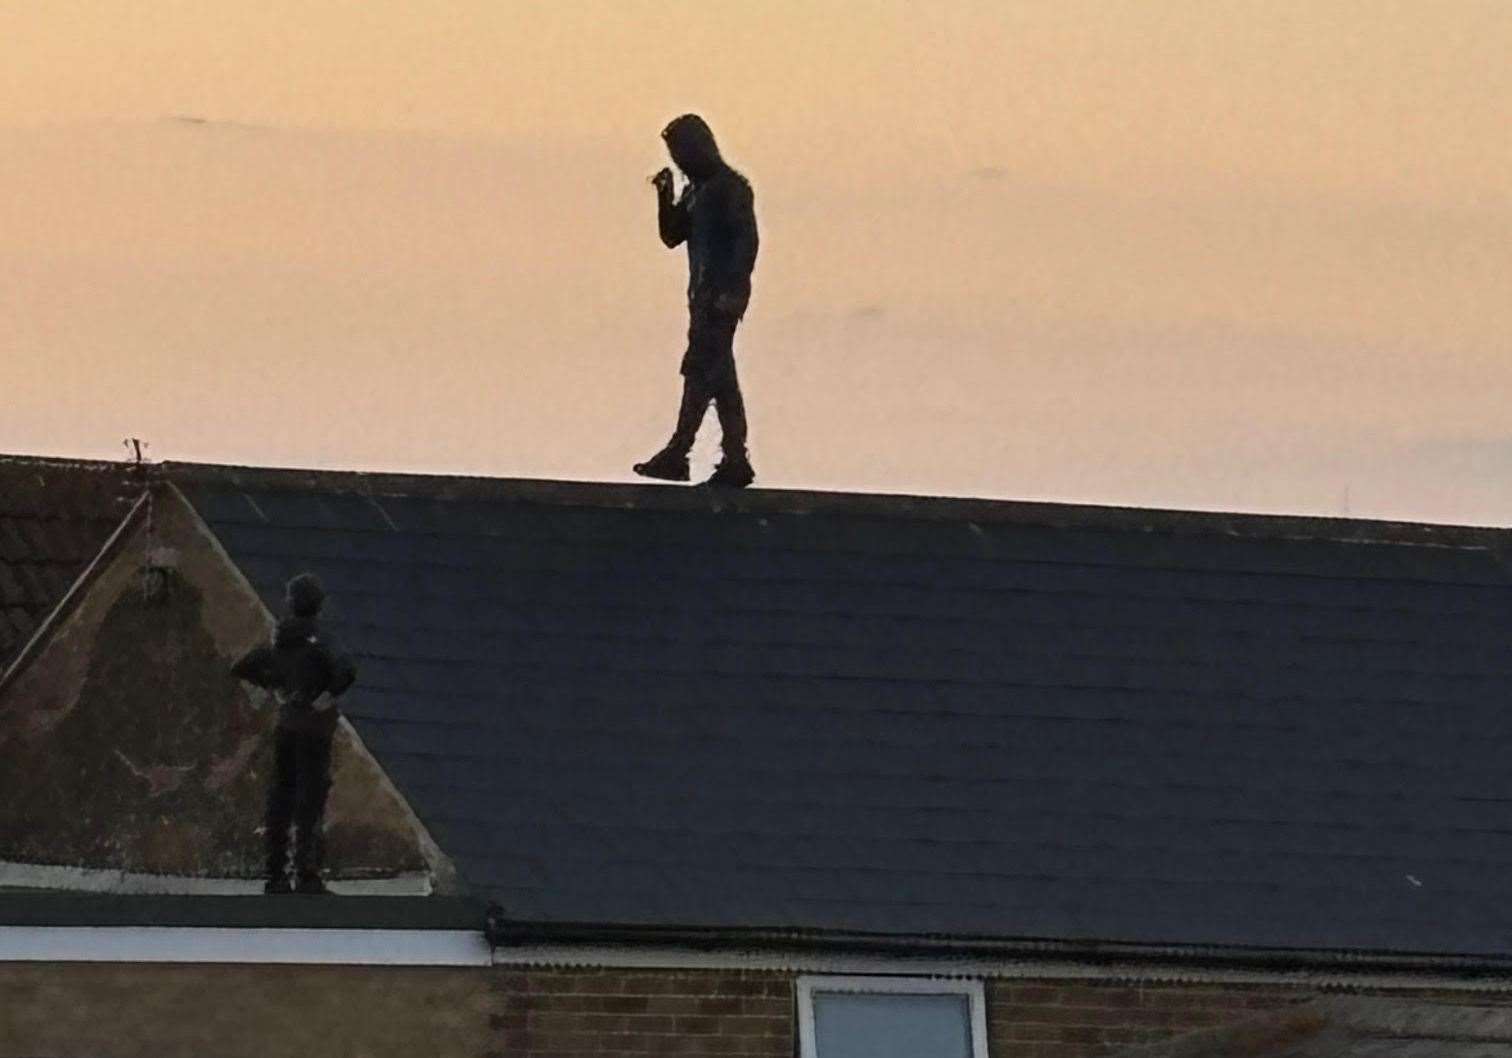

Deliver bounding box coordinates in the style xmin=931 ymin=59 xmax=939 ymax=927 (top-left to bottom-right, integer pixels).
xmin=0 ymin=926 xmax=490 ymax=966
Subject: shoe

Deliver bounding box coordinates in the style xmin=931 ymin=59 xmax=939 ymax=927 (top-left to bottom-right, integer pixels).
xmin=704 ymin=459 xmax=755 ymax=488
xmin=263 ymin=877 xmax=292 ymax=895
xmin=294 ymin=874 xmax=330 ymax=895
xmin=632 ymin=449 xmax=690 ymax=482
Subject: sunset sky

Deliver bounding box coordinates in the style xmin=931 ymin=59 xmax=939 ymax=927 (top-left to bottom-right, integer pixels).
xmin=3 ymin=2 xmax=1509 ymax=522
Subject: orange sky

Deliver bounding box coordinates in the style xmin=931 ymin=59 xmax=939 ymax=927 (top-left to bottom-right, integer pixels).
xmin=2 ymin=2 xmax=1509 ymax=522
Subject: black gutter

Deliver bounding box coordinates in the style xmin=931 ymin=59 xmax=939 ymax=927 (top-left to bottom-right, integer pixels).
xmin=486 ymin=915 xmax=1512 ymax=981
xmin=10 ymin=898 xmax=1512 ymax=980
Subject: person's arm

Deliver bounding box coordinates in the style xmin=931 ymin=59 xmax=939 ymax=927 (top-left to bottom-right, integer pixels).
xmin=320 ymin=635 xmax=358 ymax=698
xmin=230 ymin=643 xmax=276 ymax=689
xmin=711 ymin=177 xmax=758 ymax=316
xmin=654 ymin=168 xmax=689 ymax=248
xmin=306 ymin=637 xmax=357 ymax=714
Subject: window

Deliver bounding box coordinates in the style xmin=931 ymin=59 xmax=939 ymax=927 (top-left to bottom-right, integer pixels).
xmin=797 ymin=975 xmax=989 ymax=1058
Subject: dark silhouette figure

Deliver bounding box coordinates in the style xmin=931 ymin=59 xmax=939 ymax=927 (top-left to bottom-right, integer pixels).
xmin=231 ymin=573 xmax=356 ymax=894
xmin=635 ymin=114 xmax=760 ymax=487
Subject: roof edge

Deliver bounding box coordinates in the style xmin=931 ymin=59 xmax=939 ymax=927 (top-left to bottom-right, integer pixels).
xmin=0 ymin=858 xmax=431 ymax=896
xmin=0 ymin=923 xmax=493 ymax=965
xmin=162 ymin=459 xmax=1512 ymax=549
xmin=0 ymin=453 xmax=134 ymax=472
xmin=486 ymin=918 xmax=1512 ymax=980
xmin=0 ymin=893 xmax=487 ymax=931
xmin=0 ymin=490 xmax=148 ymax=693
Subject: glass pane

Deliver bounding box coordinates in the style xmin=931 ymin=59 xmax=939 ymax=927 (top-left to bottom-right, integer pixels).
xmin=813 ymin=991 xmax=973 ymax=1058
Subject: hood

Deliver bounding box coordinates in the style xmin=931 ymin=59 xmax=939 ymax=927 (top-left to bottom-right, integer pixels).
xmin=662 ymin=114 xmax=724 ymax=181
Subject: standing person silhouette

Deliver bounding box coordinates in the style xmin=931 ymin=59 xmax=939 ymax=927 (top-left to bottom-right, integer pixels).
xmin=634 ymin=114 xmax=760 ymax=487
xmin=231 ymin=573 xmax=356 ymax=894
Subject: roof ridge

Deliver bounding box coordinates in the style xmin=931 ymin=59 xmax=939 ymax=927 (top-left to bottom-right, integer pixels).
xmin=161 ymin=458 xmax=1512 ymax=548
xmin=0 ymin=453 xmax=131 ymax=472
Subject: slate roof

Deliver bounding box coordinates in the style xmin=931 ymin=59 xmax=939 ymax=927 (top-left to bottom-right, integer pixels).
xmin=1112 ymin=997 xmax=1512 ymax=1057
xmin=170 ymin=462 xmax=1512 ymax=958
xmin=0 ymin=456 xmax=140 ymax=673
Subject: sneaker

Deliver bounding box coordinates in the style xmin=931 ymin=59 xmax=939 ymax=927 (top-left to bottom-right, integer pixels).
xmin=704 ymin=459 xmax=755 ymax=488
xmin=632 ymin=449 xmax=690 ymax=482
xmin=263 ymin=877 xmax=292 ymax=895
xmin=294 ymin=874 xmax=330 ymax=895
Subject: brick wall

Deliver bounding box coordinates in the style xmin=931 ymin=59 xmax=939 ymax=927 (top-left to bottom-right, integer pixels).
xmin=489 ymin=968 xmax=793 ymax=1057
xmin=0 ymin=964 xmax=795 ymax=1058
xmin=0 ymin=964 xmax=498 ymax=1058
xmin=482 ymin=968 xmax=1307 ymax=1058
xmin=1 ymin=961 xmax=1492 ymax=1058
xmin=986 ymin=978 xmax=1302 ymax=1057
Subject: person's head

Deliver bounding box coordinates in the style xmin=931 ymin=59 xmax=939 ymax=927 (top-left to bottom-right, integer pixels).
xmin=285 ymin=572 xmax=325 ymax=617
xmin=661 ymin=114 xmax=723 ymax=181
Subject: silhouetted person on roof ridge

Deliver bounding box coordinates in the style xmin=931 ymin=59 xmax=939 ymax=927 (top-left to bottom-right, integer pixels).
xmin=232 ymin=572 xmax=356 ymax=895
xmin=634 ymin=114 xmax=760 ymax=488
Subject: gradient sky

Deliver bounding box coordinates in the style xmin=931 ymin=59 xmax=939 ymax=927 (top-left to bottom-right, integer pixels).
xmin=3 ymin=2 xmax=1509 ymax=522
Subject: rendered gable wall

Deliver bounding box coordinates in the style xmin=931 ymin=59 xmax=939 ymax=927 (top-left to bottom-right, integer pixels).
xmin=0 ymin=485 xmax=429 ymax=883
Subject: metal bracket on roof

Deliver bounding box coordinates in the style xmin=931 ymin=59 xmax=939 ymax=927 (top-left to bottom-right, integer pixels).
xmin=125 ymin=438 xmax=174 ymax=601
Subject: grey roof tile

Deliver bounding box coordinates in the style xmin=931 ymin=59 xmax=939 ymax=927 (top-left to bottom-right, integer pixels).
xmin=0 ymin=456 xmax=138 ymax=670
xmin=176 ymin=466 xmax=1512 ymax=955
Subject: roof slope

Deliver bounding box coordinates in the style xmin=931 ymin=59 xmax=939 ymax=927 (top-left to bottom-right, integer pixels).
xmin=0 ymin=456 xmax=139 ymax=672
xmin=173 ymin=463 xmax=1512 ymax=957
xmin=1113 ymin=997 xmax=1512 ymax=1057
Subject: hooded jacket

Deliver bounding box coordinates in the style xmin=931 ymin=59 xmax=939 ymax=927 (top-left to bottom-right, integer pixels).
xmin=232 ymin=615 xmax=357 ymax=736
xmin=657 ymin=115 xmax=759 ymax=318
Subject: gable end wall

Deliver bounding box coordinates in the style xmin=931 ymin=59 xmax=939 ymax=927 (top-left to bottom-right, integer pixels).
xmin=0 ymin=484 xmax=429 ymax=882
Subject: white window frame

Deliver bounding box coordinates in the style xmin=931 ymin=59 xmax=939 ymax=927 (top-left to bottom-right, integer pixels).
xmin=797 ymin=974 xmax=989 ymax=1058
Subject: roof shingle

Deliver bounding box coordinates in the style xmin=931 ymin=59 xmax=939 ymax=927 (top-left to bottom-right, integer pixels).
xmin=0 ymin=456 xmax=139 ymax=671
xmin=172 ymin=463 xmax=1512 ymax=957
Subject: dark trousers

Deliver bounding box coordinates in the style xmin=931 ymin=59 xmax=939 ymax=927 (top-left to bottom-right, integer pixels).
xmin=669 ymin=310 xmax=748 ymax=460
xmin=265 ymin=728 xmax=334 ymax=879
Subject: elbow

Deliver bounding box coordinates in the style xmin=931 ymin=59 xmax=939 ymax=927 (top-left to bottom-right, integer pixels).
xmin=231 ymin=648 xmax=266 ymax=683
